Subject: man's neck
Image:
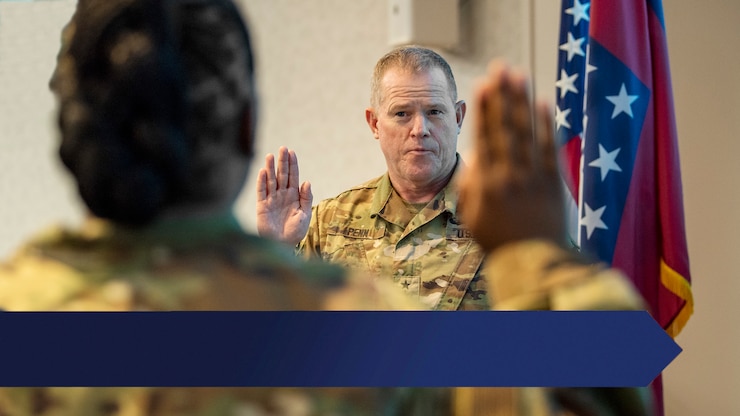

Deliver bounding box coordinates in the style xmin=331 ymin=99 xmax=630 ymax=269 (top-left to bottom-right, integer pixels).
xmin=389 ymin=169 xmax=455 ymax=204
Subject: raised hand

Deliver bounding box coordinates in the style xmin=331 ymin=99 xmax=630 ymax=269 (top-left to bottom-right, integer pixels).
xmin=256 ymin=146 xmax=313 ymax=245
xmin=458 ymin=61 xmax=565 ymax=252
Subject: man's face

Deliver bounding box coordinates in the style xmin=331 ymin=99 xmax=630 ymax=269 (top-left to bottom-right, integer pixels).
xmin=366 ymin=66 xmax=465 ymax=194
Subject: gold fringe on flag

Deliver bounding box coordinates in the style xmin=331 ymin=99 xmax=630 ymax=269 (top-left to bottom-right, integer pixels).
xmin=660 ymin=259 xmax=694 ymax=338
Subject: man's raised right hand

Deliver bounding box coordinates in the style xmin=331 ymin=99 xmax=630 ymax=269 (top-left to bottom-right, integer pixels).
xmin=256 ymin=146 xmax=313 ymax=246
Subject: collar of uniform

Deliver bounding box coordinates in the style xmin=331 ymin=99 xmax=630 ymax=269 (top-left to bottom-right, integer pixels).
xmin=369 ymin=172 xmax=394 ymax=217
xmin=441 ymin=154 xmax=466 ymax=221
xmin=80 ymin=211 xmax=245 ymax=248
xmin=371 ymin=153 xmax=466 ymax=225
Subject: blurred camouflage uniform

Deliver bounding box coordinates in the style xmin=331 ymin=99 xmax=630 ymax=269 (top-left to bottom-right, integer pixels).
xmin=454 ymin=239 xmax=651 ymax=416
xmin=298 ymin=155 xmax=488 ymax=311
xmin=0 ymin=217 xmax=650 ymax=415
xmin=0 ymin=214 xmax=451 ymax=416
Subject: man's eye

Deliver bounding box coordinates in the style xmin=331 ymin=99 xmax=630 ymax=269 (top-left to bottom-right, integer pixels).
xmin=395 ymin=111 xmax=407 ymax=117
xmin=429 ymin=109 xmax=442 ymax=115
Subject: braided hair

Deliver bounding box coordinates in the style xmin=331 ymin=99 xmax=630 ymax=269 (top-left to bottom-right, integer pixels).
xmin=50 ymin=0 xmax=255 ymax=226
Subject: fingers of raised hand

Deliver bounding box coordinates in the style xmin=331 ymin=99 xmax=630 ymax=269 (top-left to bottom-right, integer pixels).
xmin=276 ymin=146 xmax=290 ymax=189
xmin=288 ymin=149 xmax=300 ymax=190
xmin=299 ymin=180 xmax=313 ymax=205
xmin=477 ymin=61 xmax=557 ymax=182
xmin=263 ymin=147 xmax=301 ymax=195
xmin=264 ymin=152 xmax=277 ymax=193
xmin=534 ymin=101 xmax=558 ymax=177
xmin=256 ymin=168 xmax=268 ymax=200
xmin=457 ymin=156 xmax=478 ymax=224
xmin=475 ymin=61 xmax=506 ymax=167
xmin=476 ymin=61 xmax=529 ymax=169
xmin=507 ymin=69 xmax=534 ymax=168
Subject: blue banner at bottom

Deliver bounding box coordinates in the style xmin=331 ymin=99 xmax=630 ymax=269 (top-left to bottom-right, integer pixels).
xmin=0 ymin=311 xmax=680 ymax=387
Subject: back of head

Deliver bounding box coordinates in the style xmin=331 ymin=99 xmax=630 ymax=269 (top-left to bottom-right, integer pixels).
xmin=50 ymin=0 xmax=256 ymax=226
xmin=370 ymin=45 xmax=457 ymax=108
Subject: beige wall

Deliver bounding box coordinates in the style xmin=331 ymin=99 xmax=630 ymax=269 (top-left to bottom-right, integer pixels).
xmin=1 ymin=1 xmax=738 ymax=414
xmin=659 ymin=2 xmax=740 ymax=414
xmin=0 ymin=0 xmax=83 ymax=258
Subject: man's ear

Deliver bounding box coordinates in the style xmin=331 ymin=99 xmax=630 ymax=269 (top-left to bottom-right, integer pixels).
xmin=239 ymin=102 xmax=255 ymax=157
xmin=365 ymin=108 xmax=380 ymax=139
xmin=455 ymin=100 xmax=467 ymax=130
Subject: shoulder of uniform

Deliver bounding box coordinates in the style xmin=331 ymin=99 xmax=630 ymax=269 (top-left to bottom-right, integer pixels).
xmin=0 ymin=228 xmax=92 ymax=310
xmin=485 ymin=239 xmax=645 ymax=311
xmin=17 ymin=223 xmax=82 ymax=250
xmin=348 ymin=175 xmax=385 ymax=191
xmin=311 ymin=176 xmax=385 ymax=218
xmin=319 ymin=175 xmax=383 ymax=204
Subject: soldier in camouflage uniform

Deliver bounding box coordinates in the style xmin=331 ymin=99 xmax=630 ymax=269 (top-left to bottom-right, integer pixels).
xmin=0 ymin=0 xmax=653 ymax=413
xmin=257 ymin=47 xmax=489 ymax=311
xmin=0 ymin=0 xmax=445 ymax=414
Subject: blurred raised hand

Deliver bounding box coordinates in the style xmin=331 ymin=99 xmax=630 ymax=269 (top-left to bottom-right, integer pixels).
xmin=459 ymin=60 xmax=565 ymax=253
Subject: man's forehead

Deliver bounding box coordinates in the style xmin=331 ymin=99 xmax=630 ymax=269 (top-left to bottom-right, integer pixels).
xmin=381 ymin=65 xmax=446 ymax=83
xmin=379 ymin=67 xmax=452 ymax=100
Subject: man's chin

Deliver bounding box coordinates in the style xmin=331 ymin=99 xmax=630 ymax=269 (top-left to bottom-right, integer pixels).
xmin=404 ymin=168 xmax=438 ymax=183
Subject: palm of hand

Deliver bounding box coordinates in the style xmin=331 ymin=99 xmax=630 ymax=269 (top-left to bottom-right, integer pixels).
xmin=256 ymin=185 xmax=311 ymax=244
xmin=459 ymin=62 xmax=565 ymax=252
xmin=255 ymin=147 xmax=313 ymax=245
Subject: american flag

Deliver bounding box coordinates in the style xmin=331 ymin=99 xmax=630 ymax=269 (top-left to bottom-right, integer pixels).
xmin=556 ymin=0 xmax=693 ymax=337
xmin=556 ymin=2 xmax=693 ymax=410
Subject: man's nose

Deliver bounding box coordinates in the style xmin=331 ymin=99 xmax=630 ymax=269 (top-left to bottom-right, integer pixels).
xmin=410 ymin=114 xmax=430 ymax=138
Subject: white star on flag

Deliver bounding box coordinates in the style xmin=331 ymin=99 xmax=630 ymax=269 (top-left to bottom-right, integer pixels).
xmin=581 ymin=203 xmax=608 ymax=239
xmin=560 ymin=32 xmax=586 ymax=62
xmin=556 ymin=69 xmax=579 ymax=99
xmin=555 ymin=106 xmax=572 ymax=131
xmin=566 ymin=0 xmax=591 ymax=26
xmin=606 ymin=83 xmax=639 ymax=119
xmin=588 ymin=144 xmax=623 ymax=180
xmin=587 ymin=61 xmax=598 ymax=75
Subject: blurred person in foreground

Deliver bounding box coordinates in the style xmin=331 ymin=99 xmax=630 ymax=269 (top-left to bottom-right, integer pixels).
xmin=0 ymin=0 xmax=427 ymax=414
xmin=0 ymin=0 xmax=652 ymax=414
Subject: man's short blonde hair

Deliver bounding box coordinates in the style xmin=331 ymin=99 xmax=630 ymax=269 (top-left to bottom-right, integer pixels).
xmin=370 ymin=45 xmax=458 ymax=108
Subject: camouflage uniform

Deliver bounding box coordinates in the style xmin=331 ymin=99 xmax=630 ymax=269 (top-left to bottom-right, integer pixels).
xmin=298 ymin=155 xmax=489 ymax=311
xmin=454 ymin=239 xmax=650 ymax=416
xmin=0 ymin=214 xmax=449 ymax=416
xmin=0 ymin=213 xmax=648 ymax=415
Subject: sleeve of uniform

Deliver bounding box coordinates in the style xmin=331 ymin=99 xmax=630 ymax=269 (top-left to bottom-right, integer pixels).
xmin=477 ymin=240 xmax=654 ymax=416
xmin=482 ymin=239 xmax=645 ymax=312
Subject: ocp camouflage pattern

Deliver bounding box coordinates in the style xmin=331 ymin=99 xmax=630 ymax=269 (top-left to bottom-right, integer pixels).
xmin=298 ymin=158 xmax=490 ymax=311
